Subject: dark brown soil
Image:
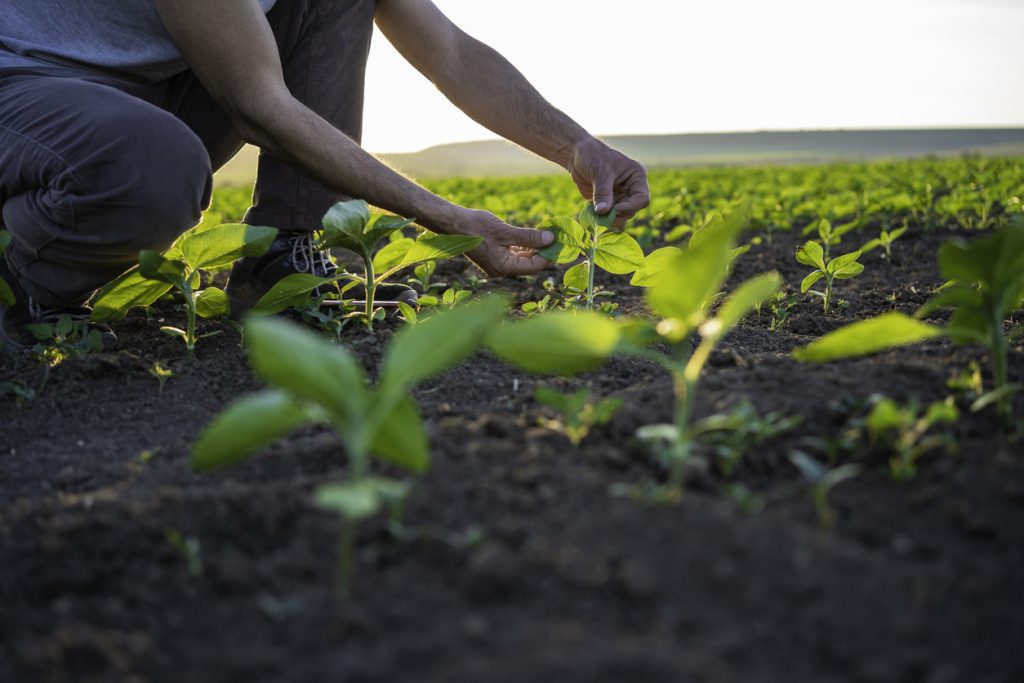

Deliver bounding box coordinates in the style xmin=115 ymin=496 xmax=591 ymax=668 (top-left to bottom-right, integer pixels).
xmin=2 ymin=225 xmax=1023 ymax=683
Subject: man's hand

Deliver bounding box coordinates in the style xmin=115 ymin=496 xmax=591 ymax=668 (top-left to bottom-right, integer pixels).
xmin=567 ymin=137 xmax=651 ymax=228
xmin=451 ymin=209 xmax=554 ymax=276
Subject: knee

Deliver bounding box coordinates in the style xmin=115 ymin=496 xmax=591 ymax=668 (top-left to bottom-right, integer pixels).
xmin=89 ymin=111 xmax=213 ymax=253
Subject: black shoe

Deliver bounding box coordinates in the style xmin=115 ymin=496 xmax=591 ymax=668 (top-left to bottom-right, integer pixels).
xmin=0 ymin=260 xmax=116 ymax=352
xmin=226 ymin=231 xmax=417 ymax=316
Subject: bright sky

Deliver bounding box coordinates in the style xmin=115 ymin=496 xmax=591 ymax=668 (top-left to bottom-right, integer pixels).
xmin=361 ymin=0 xmax=1024 ymax=154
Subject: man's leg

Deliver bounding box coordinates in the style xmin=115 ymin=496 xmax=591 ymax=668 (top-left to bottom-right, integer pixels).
xmin=0 ymin=73 xmax=212 ymax=309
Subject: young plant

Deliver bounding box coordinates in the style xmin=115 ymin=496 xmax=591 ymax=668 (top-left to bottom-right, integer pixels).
xmin=318 ymin=200 xmax=482 ymax=330
xmin=534 ymin=386 xmax=623 ymax=445
xmin=538 ymin=202 xmax=645 ymax=310
xmin=787 ymin=451 xmax=862 ymax=532
xmin=861 ymin=225 xmax=907 ymax=261
xmin=795 ymin=219 xmax=1024 ymax=426
xmin=803 ymin=217 xmax=857 ymax=259
xmin=865 ymin=396 xmax=958 ymax=481
xmin=191 ymin=294 xmax=508 ymax=596
xmin=796 ymin=241 xmax=864 ymax=315
xmin=92 ymin=222 xmax=279 ymax=358
xmin=694 ymin=399 xmax=802 ymax=478
xmin=489 ymin=206 xmax=782 ymax=502
xmin=24 ymin=313 xmax=104 ymax=365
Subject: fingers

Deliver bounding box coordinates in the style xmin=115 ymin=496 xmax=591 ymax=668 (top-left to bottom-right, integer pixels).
xmin=497 ymin=224 xmax=554 ymax=250
xmin=612 ymin=172 xmax=651 ymax=224
xmin=498 ymin=249 xmax=550 ymax=276
xmin=592 ymin=168 xmax=616 ymax=215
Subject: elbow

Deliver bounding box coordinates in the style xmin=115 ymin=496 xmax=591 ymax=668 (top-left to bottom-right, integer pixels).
xmin=222 ymin=87 xmax=297 ymax=153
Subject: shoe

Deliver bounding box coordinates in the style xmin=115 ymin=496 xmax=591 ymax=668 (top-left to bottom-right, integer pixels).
xmin=226 ymin=231 xmax=417 ymax=316
xmin=0 ymin=259 xmax=116 ymax=352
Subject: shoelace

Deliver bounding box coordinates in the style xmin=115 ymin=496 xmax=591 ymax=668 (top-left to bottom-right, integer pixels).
xmin=288 ymin=233 xmax=336 ymax=277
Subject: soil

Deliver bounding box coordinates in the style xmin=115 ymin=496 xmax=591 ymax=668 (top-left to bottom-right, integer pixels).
xmin=2 ymin=225 xmax=1023 ymax=683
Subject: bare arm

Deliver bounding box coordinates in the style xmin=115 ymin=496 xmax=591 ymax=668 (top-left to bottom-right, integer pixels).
xmin=154 ymin=0 xmax=551 ymax=275
xmin=375 ymin=0 xmax=650 ymax=225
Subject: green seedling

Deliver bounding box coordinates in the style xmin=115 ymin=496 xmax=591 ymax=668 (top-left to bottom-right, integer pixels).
xmin=796 ymin=241 xmax=864 ymax=315
xmin=787 ymin=451 xmax=862 ymax=532
xmin=795 ymin=220 xmax=1024 ymax=426
xmin=533 ymin=386 xmax=623 ymax=445
xmin=693 ymin=399 xmax=802 ymax=478
xmin=865 ymin=396 xmax=958 ymax=481
xmin=24 ymin=314 xmax=104 ymax=366
xmin=149 ymin=362 xmax=175 ymax=394
xmin=767 ymin=291 xmax=798 ymax=331
xmin=319 ymin=200 xmax=482 ymax=330
xmin=803 ymin=217 xmax=857 ymax=259
xmin=490 ymin=205 xmax=782 ymax=502
xmin=192 ymin=295 xmax=508 ymax=596
xmin=539 ymin=202 xmax=645 ymax=310
xmin=92 ymin=221 xmax=279 ymax=358
xmin=419 ymin=286 xmax=472 ymax=310
xmin=0 ymin=379 xmax=37 ymax=407
xmin=861 ymin=225 xmax=907 ymax=261
xmin=164 ymin=527 xmax=204 ymax=577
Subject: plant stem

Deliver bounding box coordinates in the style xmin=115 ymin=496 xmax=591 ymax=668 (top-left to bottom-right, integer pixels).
xmin=183 ymin=286 xmax=197 ymax=360
xmin=337 ymin=516 xmax=356 ymax=598
xmin=586 ymin=242 xmax=597 ymax=310
xmin=363 ymin=253 xmax=376 ymax=331
xmin=823 ymin=277 xmax=832 ymax=315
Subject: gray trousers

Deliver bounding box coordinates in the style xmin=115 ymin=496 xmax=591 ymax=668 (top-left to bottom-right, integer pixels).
xmin=0 ymin=0 xmax=375 ymax=308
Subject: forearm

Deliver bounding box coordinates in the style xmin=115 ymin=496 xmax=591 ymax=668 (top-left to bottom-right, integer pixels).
xmin=239 ymin=94 xmax=459 ymax=233
xmin=434 ymin=34 xmax=592 ymax=169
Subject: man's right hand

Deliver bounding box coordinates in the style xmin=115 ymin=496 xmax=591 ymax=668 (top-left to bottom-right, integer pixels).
xmin=450 ymin=208 xmax=554 ymax=277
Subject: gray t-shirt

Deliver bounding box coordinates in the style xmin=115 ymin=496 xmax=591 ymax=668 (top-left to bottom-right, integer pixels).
xmin=0 ymin=0 xmax=278 ymax=82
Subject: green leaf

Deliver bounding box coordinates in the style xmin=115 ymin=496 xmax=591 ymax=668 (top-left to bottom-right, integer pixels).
xmin=363 ymin=214 xmax=416 ymax=252
xmin=794 ymin=313 xmax=943 ymax=362
xmin=370 ymin=394 xmax=429 ymax=473
xmin=630 ymin=246 xmax=683 ymax=287
xmin=195 ymin=287 xmax=229 ymax=319
xmin=579 ymin=201 xmax=617 ymax=232
xmin=180 ymin=224 xmax=277 ymax=271
xmin=313 ymin=478 xmax=409 ymax=520
xmin=398 ymin=301 xmax=418 ymax=325
xmin=646 ymin=220 xmax=736 ymax=335
xmin=860 ymin=238 xmax=882 ymax=253
xmin=826 ymin=250 xmax=862 ymax=275
xmin=372 ymin=238 xmax=414 ymax=272
xmin=138 ymin=250 xmax=188 ymax=288
xmin=563 ymin=262 xmax=589 ymax=291
xmin=705 ymin=272 xmax=782 ymax=340
xmin=313 ymin=481 xmax=381 ymax=520
xmin=486 ymin=311 xmax=621 ymax=375
xmin=594 ymin=232 xmax=645 ymax=274
xmin=379 ymin=294 xmax=509 ymax=393
xmin=537 ymin=216 xmax=586 ymax=263
xmin=250 ymin=273 xmax=341 ymax=315
xmin=0 ymin=280 xmax=14 ymax=307
xmin=245 ymin=316 xmax=368 ymax=424
xmin=90 ymin=266 xmax=176 ymax=321
xmin=832 ymin=262 xmax=865 ymax=279
xmin=320 ymin=199 xmax=372 ymax=253
xmin=191 ymin=389 xmax=312 ymax=471
xmin=399 ymin=233 xmax=483 ymax=267
xmin=796 ymin=241 xmax=826 ymax=271
xmin=801 ymin=270 xmax=824 ymax=293
xmin=0 ymin=231 xmax=11 ymax=254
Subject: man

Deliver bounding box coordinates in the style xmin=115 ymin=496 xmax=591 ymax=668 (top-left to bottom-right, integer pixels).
xmin=0 ymin=0 xmax=650 ymax=348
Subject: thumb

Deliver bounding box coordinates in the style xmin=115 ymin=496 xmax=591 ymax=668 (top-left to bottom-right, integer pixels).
xmin=499 ymin=225 xmax=554 ymax=249
xmin=592 ymin=170 xmax=615 ymax=215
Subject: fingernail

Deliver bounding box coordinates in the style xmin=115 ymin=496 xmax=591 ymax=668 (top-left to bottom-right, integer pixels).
xmin=595 ymin=202 xmax=609 ymax=213
xmin=541 ymin=230 xmax=555 ymax=244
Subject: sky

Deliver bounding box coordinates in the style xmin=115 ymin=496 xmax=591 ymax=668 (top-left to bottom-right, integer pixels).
xmin=361 ymin=0 xmax=1024 ymax=153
